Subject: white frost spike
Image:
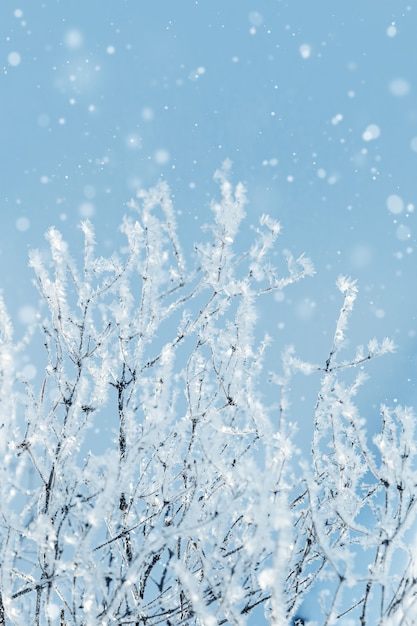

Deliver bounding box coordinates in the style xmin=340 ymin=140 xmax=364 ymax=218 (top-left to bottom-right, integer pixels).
xmin=336 ymin=274 xmax=358 ymax=297
xmin=333 ymin=275 xmax=358 ymax=345
xmin=0 ymin=296 xmax=13 ymax=344
xmin=211 ymin=159 xmax=247 ymax=240
xmin=47 ymin=226 xmax=68 ymax=257
xmin=381 ymin=336 xmax=396 ymax=353
xmin=285 ymin=251 xmax=315 ymax=279
xmin=296 ymin=253 xmax=315 ymax=277
xmin=260 ymin=213 xmax=281 ymax=235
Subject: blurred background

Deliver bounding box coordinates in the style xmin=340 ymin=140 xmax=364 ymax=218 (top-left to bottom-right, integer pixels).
xmin=1 ymin=1 xmax=416 ymax=621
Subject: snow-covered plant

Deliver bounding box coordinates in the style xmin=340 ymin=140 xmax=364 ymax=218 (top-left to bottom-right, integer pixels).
xmin=0 ymin=162 xmax=414 ymax=625
xmin=283 ymin=279 xmax=417 ymax=625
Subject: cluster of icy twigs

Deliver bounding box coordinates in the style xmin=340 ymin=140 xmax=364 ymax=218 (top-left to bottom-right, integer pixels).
xmin=0 ymin=162 xmax=415 ymax=625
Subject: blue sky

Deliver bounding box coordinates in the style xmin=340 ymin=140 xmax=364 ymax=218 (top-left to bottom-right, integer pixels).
xmin=1 ymin=1 xmax=417 ymax=621
xmin=4 ymin=2 xmax=415 ymax=396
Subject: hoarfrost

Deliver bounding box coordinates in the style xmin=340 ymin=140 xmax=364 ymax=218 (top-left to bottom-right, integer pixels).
xmin=0 ymin=167 xmax=413 ymax=625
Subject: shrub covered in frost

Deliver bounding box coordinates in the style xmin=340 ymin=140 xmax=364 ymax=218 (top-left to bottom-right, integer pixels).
xmin=0 ymin=162 xmax=415 ymax=625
